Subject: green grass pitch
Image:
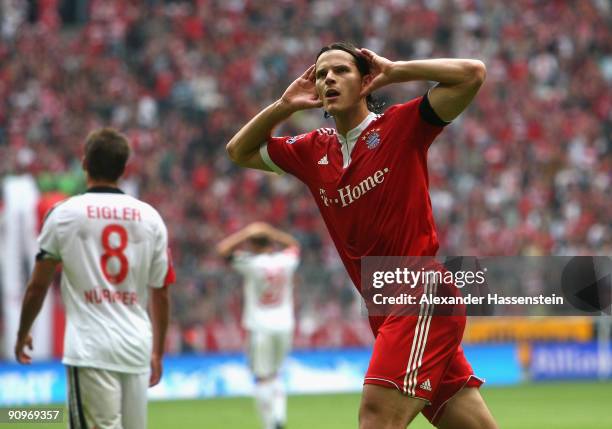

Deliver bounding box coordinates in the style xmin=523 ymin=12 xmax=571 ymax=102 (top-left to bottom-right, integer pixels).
xmin=4 ymin=381 xmax=611 ymax=428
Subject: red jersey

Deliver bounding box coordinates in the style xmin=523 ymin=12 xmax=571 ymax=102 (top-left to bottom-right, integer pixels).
xmin=261 ymin=96 xmax=484 ymax=417
xmin=262 ymin=96 xmax=446 ymax=292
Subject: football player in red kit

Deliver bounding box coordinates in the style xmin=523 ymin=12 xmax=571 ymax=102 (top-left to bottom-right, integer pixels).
xmin=226 ymin=42 xmax=496 ymax=429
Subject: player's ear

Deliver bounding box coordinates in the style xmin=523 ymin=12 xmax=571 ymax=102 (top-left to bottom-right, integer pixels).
xmin=81 ymin=157 xmax=91 ymax=181
xmin=360 ymin=74 xmax=373 ymax=98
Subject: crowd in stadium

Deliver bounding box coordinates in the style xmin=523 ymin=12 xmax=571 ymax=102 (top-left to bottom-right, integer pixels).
xmin=1 ymin=0 xmax=610 ymax=351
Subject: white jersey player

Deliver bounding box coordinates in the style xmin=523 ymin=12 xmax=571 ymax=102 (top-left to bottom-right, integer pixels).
xmin=217 ymin=222 xmax=300 ymax=429
xmin=15 ymin=128 xmax=175 ymax=429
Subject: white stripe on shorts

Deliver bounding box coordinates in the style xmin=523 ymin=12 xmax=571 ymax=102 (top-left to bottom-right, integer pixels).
xmin=403 ymin=278 xmax=436 ymax=396
xmin=403 ymin=279 xmax=429 ymax=394
xmin=411 ymin=279 xmax=437 ymax=394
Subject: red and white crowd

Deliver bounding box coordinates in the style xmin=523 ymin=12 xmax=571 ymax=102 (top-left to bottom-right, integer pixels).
xmin=1 ymin=0 xmax=609 ymax=351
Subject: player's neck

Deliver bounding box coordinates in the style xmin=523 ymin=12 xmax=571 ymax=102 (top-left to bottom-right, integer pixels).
xmin=333 ymin=103 xmax=370 ymax=137
xmin=87 ymin=179 xmax=119 ymax=190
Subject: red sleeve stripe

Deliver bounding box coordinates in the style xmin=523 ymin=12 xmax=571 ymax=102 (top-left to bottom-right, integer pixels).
xmin=163 ymin=249 xmax=176 ymax=286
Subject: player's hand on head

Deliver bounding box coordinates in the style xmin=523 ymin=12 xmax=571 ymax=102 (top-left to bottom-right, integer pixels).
xmin=14 ymin=334 xmax=33 ymax=364
xmin=358 ymin=48 xmax=394 ymax=97
xmin=280 ymin=64 xmax=324 ymax=112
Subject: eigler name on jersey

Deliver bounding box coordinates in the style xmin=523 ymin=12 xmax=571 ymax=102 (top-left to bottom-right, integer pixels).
xmin=86 ymin=205 xmax=143 ymax=222
xmin=319 ymin=167 xmax=390 ymax=208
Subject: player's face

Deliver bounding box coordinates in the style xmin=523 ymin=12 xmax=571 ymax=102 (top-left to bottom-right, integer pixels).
xmin=315 ymin=50 xmax=366 ymax=115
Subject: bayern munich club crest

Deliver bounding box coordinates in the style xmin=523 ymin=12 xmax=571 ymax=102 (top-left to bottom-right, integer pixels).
xmin=362 ymin=129 xmax=381 ymax=149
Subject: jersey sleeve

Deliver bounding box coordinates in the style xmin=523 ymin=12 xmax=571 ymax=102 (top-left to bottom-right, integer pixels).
xmin=387 ymin=92 xmax=449 ymax=151
xmin=282 ymin=246 xmax=300 ymax=272
xmin=259 ymin=131 xmax=316 ymax=182
xmin=149 ymin=214 xmax=175 ymax=288
xmin=231 ymin=251 xmax=254 ymax=276
xmin=37 ymin=208 xmax=61 ymax=261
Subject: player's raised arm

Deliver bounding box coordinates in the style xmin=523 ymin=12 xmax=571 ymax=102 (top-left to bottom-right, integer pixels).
xmin=258 ymin=223 xmax=300 ymax=250
xmin=226 ymin=65 xmax=323 ymax=171
xmin=216 ymin=225 xmax=256 ymax=258
xmin=359 ymin=48 xmax=486 ymax=122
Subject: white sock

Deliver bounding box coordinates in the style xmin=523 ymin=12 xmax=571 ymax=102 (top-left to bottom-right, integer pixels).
xmin=272 ymin=377 xmax=287 ymax=426
xmin=254 ymin=379 xmax=275 ymax=429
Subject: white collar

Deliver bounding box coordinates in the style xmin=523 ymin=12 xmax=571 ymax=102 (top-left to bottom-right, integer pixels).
xmin=336 ymin=112 xmax=377 ymax=168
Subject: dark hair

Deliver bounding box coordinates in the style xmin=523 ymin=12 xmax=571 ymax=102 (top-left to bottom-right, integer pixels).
xmin=316 ymin=41 xmax=385 ymax=114
xmin=83 ymin=128 xmax=130 ymax=182
xmin=249 ymin=235 xmax=272 ymax=250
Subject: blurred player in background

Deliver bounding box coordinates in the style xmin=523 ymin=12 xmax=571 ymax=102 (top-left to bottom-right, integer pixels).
xmin=217 ymin=222 xmax=300 ymax=429
xmin=226 ymin=42 xmax=496 ymax=429
xmin=15 ymin=128 xmax=175 ymax=429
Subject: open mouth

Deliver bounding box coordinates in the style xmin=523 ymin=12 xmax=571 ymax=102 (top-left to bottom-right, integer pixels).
xmin=325 ymin=89 xmax=340 ymax=99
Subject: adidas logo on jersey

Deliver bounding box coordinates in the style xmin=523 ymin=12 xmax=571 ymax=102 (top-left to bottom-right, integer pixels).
xmin=419 ymin=379 xmax=432 ymax=392
xmin=318 ymin=155 xmax=329 ymax=165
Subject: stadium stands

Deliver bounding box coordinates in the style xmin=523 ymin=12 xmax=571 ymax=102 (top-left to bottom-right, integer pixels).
xmin=0 ymin=0 xmax=610 ymax=352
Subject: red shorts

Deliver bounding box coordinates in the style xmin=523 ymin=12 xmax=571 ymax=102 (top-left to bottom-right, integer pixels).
xmin=364 ymin=314 xmax=484 ymax=425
